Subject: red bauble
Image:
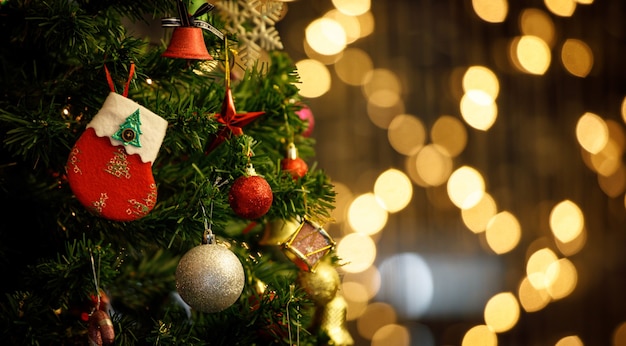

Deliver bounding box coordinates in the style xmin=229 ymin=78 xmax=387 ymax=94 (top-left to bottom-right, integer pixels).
xmin=229 ymin=175 xmax=273 ymax=219
xmin=281 ymin=157 xmax=308 ymax=179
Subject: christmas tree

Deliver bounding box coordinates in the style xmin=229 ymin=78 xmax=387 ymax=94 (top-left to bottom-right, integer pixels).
xmin=0 ymin=0 xmax=351 ymax=344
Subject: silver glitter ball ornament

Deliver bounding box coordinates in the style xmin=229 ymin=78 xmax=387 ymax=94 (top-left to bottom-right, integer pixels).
xmin=175 ymin=244 xmax=245 ymax=313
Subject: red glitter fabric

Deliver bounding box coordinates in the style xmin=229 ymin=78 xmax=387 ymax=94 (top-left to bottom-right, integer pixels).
xmin=66 ymin=128 xmax=157 ymax=221
xmin=228 ymin=175 xmax=273 ymax=220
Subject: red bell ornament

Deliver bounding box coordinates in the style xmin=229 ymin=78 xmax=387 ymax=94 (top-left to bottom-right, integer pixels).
xmin=162 ymin=26 xmax=212 ymax=60
xmin=161 ymin=1 xmax=223 ymax=60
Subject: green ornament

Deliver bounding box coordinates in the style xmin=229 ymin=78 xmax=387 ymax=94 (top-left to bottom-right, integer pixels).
xmin=113 ymin=108 xmax=142 ymax=147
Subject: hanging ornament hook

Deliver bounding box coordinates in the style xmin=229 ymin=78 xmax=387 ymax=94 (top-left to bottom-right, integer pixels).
xmin=199 ymin=177 xmax=229 ymax=244
xmin=200 ymin=200 xmax=215 ymax=244
xmin=286 ymin=284 xmax=301 ymax=346
xmin=224 ymin=36 xmax=231 ymax=89
xmin=89 ymin=248 xmax=101 ymax=313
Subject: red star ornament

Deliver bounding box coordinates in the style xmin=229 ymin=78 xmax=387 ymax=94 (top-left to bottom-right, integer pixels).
xmin=205 ymin=87 xmax=264 ymax=154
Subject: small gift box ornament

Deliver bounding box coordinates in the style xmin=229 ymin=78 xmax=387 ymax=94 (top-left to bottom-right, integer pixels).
xmin=281 ymin=219 xmax=335 ymax=272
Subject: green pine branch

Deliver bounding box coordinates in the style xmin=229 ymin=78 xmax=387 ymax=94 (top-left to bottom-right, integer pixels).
xmin=0 ymin=0 xmax=339 ymax=344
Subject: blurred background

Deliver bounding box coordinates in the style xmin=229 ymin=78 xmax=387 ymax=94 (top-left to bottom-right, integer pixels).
xmin=272 ymin=0 xmax=626 ymax=345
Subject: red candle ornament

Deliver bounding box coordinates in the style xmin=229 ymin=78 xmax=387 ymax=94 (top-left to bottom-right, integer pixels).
xmin=280 ymin=142 xmax=308 ymax=179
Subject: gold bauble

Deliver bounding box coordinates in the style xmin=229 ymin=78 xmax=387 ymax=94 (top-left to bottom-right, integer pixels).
xmin=320 ymin=294 xmax=354 ymax=346
xmin=297 ymin=261 xmax=340 ymax=304
xmin=175 ymin=244 xmax=245 ymax=313
xmin=259 ymin=218 xmax=299 ymax=246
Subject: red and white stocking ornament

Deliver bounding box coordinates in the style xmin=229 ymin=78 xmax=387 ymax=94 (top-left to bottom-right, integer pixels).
xmin=228 ymin=163 xmax=273 ymax=220
xmin=280 ymin=142 xmax=308 ymax=179
xmin=66 ymin=65 xmax=168 ymax=221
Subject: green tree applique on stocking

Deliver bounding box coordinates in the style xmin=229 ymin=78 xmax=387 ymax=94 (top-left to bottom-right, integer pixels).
xmin=112 ymin=109 xmax=142 ymax=147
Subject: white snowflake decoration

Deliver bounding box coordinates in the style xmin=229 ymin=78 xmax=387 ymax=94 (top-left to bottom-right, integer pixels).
xmin=216 ymin=0 xmax=285 ymax=69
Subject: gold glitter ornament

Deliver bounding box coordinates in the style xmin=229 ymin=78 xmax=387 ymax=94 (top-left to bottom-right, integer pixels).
xmin=175 ymin=243 xmax=245 ymax=313
xmin=319 ymin=294 xmax=354 ymax=346
xmin=259 ymin=218 xmax=300 ymax=246
xmin=297 ymin=261 xmax=340 ymax=304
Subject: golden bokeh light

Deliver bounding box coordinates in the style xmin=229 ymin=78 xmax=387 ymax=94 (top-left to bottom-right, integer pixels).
xmin=462 ymin=192 xmax=498 ymax=233
xmin=576 ymin=112 xmax=608 ymax=154
xmin=576 ymin=0 xmax=593 ymax=4
xmin=336 ymin=233 xmax=377 ymax=273
xmin=555 ymin=227 xmax=587 ymax=257
xmin=416 ymin=144 xmax=454 ymax=187
xmin=371 ymin=324 xmax=410 ymax=346
xmin=388 ymin=114 xmax=427 ymax=156
xmin=431 ymin=115 xmax=468 ymax=157
xmin=607 ymin=119 xmax=626 ymax=151
xmin=518 ymin=276 xmax=551 ymax=312
xmin=334 ymin=48 xmax=374 ymax=86
xmin=460 ymin=92 xmax=498 ymax=131
xmin=519 ymin=8 xmax=556 ymax=47
xmin=598 ymin=165 xmax=626 ymax=198
xmin=590 ymin=139 xmax=622 ymax=177
xmin=550 ymin=200 xmax=584 ymax=244
xmin=545 ymin=0 xmax=577 ymax=17
xmin=332 ymin=0 xmax=371 ymax=16
xmin=295 ymin=59 xmax=331 ymax=98
xmin=621 ymin=97 xmax=626 ymax=124
xmin=305 ymin=17 xmax=347 ymax=56
xmin=324 ymin=9 xmax=362 ymax=44
xmin=486 ymin=211 xmax=522 ymax=254
xmin=510 ymin=35 xmax=552 ymax=75
xmin=368 ymin=88 xmax=401 ymax=108
xmin=612 ymin=322 xmax=626 ymax=346
xmin=357 ymin=302 xmax=397 ymax=340
xmin=484 ymin=292 xmax=520 ymax=333
xmin=356 ymin=10 xmax=375 ymax=38
xmin=463 ymin=66 xmax=500 ymax=100
xmin=367 ymin=97 xmax=406 ymax=129
xmin=362 ymin=68 xmax=402 ymax=99
xmin=374 ymin=169 xmax=413 ymax=213
xmin=348 ymin=193 xmax=389 ymax=235
xmin=331 ymin=182 xmax=353 ymax=223
xmin=526 ymin=248 xmax=559 ymax=289
xmin=555 ymin=335 xmax=584 ymax=346
xmin=546 ymin=258 xmax=578 ymax=300
xmin=561 ymin=39 xmax=594 ymax=77
xmin=462 ymin=325 xmax=497 ymax=346
xmin=447 ymin=166 xmax=486 ymax=209
xmin=471 ymin=0 xmax=508 ymax=23
xmin=302 ymin=39 xmax=344 ymax=65
xmin=404 ymin=154 xmax=429 ymax=188
xmin=342 ymin=266 xmax=381 ymax=299
xmin=342 ymin=281 xmax=370 ymax=320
